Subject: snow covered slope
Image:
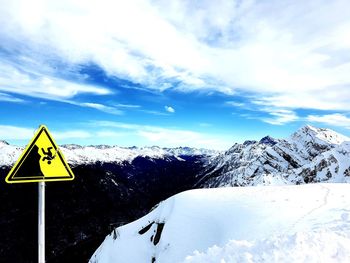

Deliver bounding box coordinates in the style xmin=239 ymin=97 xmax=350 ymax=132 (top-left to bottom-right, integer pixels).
xmin=90 ymin=183 xmax=350 ymax=263
xmin=0 ymin=142 xmax=218 ymax=166
xmin=0 ymin=140 xmax=23 ymax=166
xmin=200 ymin=125 xmax=350 ymax=187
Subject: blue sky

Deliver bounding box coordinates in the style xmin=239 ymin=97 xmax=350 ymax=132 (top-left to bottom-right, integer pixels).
xmin=1 ymin=0 xmax=350 ymax=150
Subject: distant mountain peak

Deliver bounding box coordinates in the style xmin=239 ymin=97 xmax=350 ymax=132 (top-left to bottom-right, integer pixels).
xmin=304 ymin=124 xmax=318 ymax=130
xmin=259 ymin=136 xmax=277 ymax=146
xmin=0 ymin=140 xmax=9 ymax=146
xmin=61 ymin=144 xmax=83 ymax=150
xmin=91 ymin=145 xmax=112 ymax=150
xmin=292 ymin=125 xmax=349 ymax=146
xmin=243 ymin=140 xmax=257 ymax=146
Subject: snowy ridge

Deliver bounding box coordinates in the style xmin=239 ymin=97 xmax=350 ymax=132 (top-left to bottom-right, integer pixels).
xmin=291 ymin=125 xmax=349 ymax=146
xmin=0 ymin=142 xmax=218 ymax=166
xmin=200 ymin=125 xmax=350 ymax=187
xmin=0 ymin=143 xmax=23 ymax=167
xmin=90 ymin=183 xmax=350 ymax=263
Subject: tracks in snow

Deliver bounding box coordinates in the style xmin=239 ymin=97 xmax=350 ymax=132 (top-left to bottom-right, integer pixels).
xmin=285 ymin=184 xmax=330 ymax=234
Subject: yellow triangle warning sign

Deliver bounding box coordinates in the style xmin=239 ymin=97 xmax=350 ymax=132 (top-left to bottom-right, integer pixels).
xmin=6 ymin=125 xmax=75 ymax=183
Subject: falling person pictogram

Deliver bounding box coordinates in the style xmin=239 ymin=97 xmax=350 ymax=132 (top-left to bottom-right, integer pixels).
xmin=41 ymin=147 xmax=56 ymax=164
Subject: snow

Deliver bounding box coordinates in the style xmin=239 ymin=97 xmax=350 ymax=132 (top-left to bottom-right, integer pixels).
xmin=291 ymin=125 xmax=350 ymax=146
xmin=89 ymin=183 xmax=350 ymax=263
xmin=0 ymin=142 xmax=22 ymax=166
xmin=183 ymin=230 xmax=350 ymax=263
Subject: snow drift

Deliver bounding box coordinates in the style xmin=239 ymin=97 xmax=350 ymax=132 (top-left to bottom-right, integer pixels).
xmin=89 ymin=183 xmax=350 ymax=263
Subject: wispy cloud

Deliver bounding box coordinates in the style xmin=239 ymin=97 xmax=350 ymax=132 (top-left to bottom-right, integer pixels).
xmin=226 ymin=101 xmax=245 ymax=108
xmin=90 ymin=120 xmax=231 ymax=149
xmin=115 ymin=103 xmax=141 ymax=109
xmin=92 ymin=121 xmax=143 ymax=130
xmin=80 ymin=102 xmax=123 ymax=115
xmin=165 ymin=106 xmax=175 ymax=113
xmin=261 ymin=109 xmax=299 ymax=125
xmin=0 ymin=125 xmax=92 ymax=141
xmin=53 ymin=130 xmax=92 ymax=140
xmin=253 ymin=86 xmax=350 ymax=111
xmin=95 ymin=130 xmax=129 ymax=138
xmin=307 ymin=113 xmax=350 ymax=129
xmin=0 ymin=92 xmax=25 ymax=103
xmin=0 ymin=61 xmax=111 ymax=101
xmin=141 ymin=110 xmax=169 ymax=116
xmin=229 ymin=98 xmax=300 ymax=125
xmin=0 ymin=125 xmax=35 ymax=140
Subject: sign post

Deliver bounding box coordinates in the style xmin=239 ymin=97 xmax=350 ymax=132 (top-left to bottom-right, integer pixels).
xmin=5 ymin=125 xmax=75 ymax=263
xmin=38 ymin=182 xmax=45 ymax=263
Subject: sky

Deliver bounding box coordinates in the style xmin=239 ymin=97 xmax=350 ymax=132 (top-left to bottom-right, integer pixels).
xmin=0 ymin=0 xmax=350 ymax=150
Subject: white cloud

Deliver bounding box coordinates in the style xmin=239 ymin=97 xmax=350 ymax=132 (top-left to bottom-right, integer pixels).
xmin=165 ymin=106 xmax=175 ymax=113
xmin=53 ymin=130 xmax=92 ymax=140
xmin=138 ymin=129 xmax=231 ymax=150
xmin=262 ymin=109 xmax=299 ymax=125
xmin=1 ymin=0 xmax=350 ymax=111
xmin=226 ymin=101 xmax=245 ymax=107
xmin=0 ymin=125 xmax=35 ymax=140
xmin=253 ymin=85 xmax=350 ymax=110
xmin=0 ymin=92 xmax=25 ymax=103
xmin=91 ymin=121 xmax=232 ymax=149
xmin=115 ymin=104 xmax=141 ymax=109
xmin=80 ymin=102 xmax=123 ymax=115
xmin=92 ymin=121 xmax=144 ymax=130
xmin=95 ymin=130 xmax=128 ymax=138
xmin=307 ymin=113 xmax=350 ymax=129
xmin=0 ymin=61 xmax=111 ymax=100
xmin=141 ymin=110 xmax=169 ymax=116
xmin=0 ymin=125 xmax=93 ymax=140
xmin=0 ymin=0 xmax=207 ymax=87
xmin=137 ymin=129 xmax=225 ymax=149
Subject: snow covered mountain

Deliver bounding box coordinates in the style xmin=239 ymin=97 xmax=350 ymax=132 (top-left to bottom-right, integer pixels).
xmin=0 ymin=140 xmax=23 ymax=166
xmin=63 ymin=145 xmax=218 ymax=165
xmin=90 ymin=183 xmax=350 ymax=263
xmin=0 ymin=142 xmax=218 ymax=166
xmin=198 ymin=125 xmax=350 ymax=187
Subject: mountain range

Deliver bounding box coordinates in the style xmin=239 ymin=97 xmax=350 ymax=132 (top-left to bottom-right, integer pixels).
xmin=197 ymin=125 xmax=350 ymax=187
xmin=1 ymin=125 xmax=350 ymax=262
xmin=0 ymin=140 xmax=218 ymax=166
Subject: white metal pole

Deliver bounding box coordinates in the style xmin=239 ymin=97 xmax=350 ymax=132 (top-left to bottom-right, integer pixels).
xmin=38 ymin=182 xmax=45 ymax=263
